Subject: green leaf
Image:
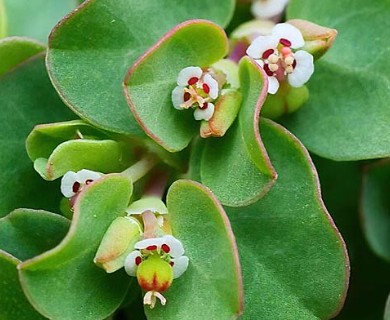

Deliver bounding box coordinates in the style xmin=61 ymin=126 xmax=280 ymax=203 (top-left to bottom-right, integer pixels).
xmin=0 ymin=0 xmax=6 ymax=38
xmin=26 ymin=120 xmax=134 ymax=180
xmin=0 ymin=44 xmax=75 ymax=217
xmin=0 ymin=251 xmax=45 ymax=320
xmin=2 ymin=0 xmax=76 ymax=42
xmin=361 ymin=160 xmax=390 ymax=262
xmin=201 ymin=57 xmax=276 ymax=206
xmin=19 ymin=174 xmax=133 ymax=320
xmin=0 ymin=209 xmax=70 ymax=320
xmin=0 ymin=37 xmax=45 ymax=76
xmin=124 ymin=20 xmax=229 ymax=152
xmin=227 ymin=119 xmax=349 ymax=319
xmin=385 ymin=294 xmax=390 ymax=320
xmin=145 ymin=179 xmax=242 ymax=319
xmin=46 ymin=0 xmax=235 ymax=136
xmin=0 ymin=209 xmax=70 ymax=261
xmin=284 ymin=0 xmax=390 ymax=160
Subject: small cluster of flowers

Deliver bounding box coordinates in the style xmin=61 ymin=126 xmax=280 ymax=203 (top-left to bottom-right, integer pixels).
xmin=171 ymin=66 xmax=219 ymax=121
xmin=246 ymin=22 xmax=314 ymax=94
xmin=124 ymin=234 xmax=189 ymax=308
xmin=61 ymin=170 xmax=189 ymax=309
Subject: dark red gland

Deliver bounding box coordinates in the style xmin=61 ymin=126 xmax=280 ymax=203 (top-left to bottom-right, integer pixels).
xmin=85 ymin=179 xmax=93 ymax=185
xmin=146 ymin=245 xmax=157 ymax=251
xmin=170 ymin=261 xmax=174 ymax=266
xmin=292 ymin=59 xmax=297 ymax=69
xmin=161 ymin=244 xmax=170 ymax=253
xmin=200 ymin=102 xmax=208 ymax=110
xmin=188 ymin=77 xmax=199 ymax=85
xmin=72 ymin=182 xmax=81 ymax=193
xmin=279 ymin=38 xmax=292 ymax=47
xmin=202 ymin=83 xmax=210 ymax=94
xmin=184 ymin=92 xmax=191 ymax=102
xmin=263 ymin=64 xmax=274 ymax=77
xmin=135 ymin=256 xmax=142 ymax=266
xmin=262 ymin=48 xmax=274 ymax=59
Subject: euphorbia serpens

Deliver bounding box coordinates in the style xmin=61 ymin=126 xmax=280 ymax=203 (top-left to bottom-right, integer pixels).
xmin=0 ymin=0 xmax=357 ymax=319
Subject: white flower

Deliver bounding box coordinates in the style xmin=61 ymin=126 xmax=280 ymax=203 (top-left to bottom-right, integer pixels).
xmin=60 ymin=169 xmax=102 ymax=198
xmin=124 ymin=234 xmax=189 ymax=279
xmin=246 ymin=23 xmax=314 ymax=94
xmin=124 ymin=234 xmax=189 ymax=308
xmin=251 ymin=0 xmax=289 ymax=19
xmin=171 ymin=66 xmax=219 ymax=121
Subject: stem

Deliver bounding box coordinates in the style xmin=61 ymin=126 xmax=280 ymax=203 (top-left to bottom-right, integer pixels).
xmin=143 ymin=170 xmax=169 ymax=199
xmin=122 ymin=155 xmax=158 ymax=183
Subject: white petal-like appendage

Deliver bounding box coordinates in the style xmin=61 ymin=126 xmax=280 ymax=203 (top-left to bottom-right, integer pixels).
xmin=162 ymin=235 xmax=185 ymax=258
xmin=171 ymin=86 xmax=186 ymax=110
xmin=272 ymin=23 xmax=304 ymax=49
xmin=193 ymin=102 xmax=215 ymax=121
xmin=171 ymin=256 xmax=189 ymax=279
xmin=60 ymin=171 xmax=78 ymax=198
xmin=267 ymin=76 xmax=280 ymax=94
xmin=134 ymin=237 xmax=164 ymax=250
xmin=76 ymin=169 xmax=102 ymax=184
xmin=255 ymin=59 xmax=265 ymax=68
xmin=124 ymin=250 xmax=141 ymax=276
xmin=288 ymin=50 xmax=314 ymax=88
xmin=251 ymin=0 xmax=289 ymax=19
xmin=203 ymin=73 xmax=219 ymax=99
xmin=246 ymin=35 xmax=279 ymax=60
xmin=177 ymin=66 xmax=203 ymax=86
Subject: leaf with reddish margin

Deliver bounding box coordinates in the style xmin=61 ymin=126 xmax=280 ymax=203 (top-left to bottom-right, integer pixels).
xmin=0 ymin=251 xmax=45 ymax=320
xmin=0 ymin=37 xmax=44 ymax=76
xmin=227 ymin=119 xmax=349 ymax=319
xmin=145 ymin=179 xmax=242 ymax=319
xmin=46 ymin=0 xmax=235 ymax=136
xmin=18 ymin=174 xmax=133 ymax=320
xmin=361 ymin=159 xmax=390 ymax=262
xmin=124 ymin=20 xmax=229 ymax=152
xmin=200 ymin=57 xmax=277 ymax=207
xmin=0 ymin=209 xmax=70 ymax=320
xmin=0 ymin=209 xmax=70 ymax=261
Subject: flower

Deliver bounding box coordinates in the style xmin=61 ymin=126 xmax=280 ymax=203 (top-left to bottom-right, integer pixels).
xmin=171 ymin=66 xmax=219 ymax=121
xmin=60 ymin=169 xmax=102 ymax=198
xmin=124 ymin=234 xmax=189 ymax=308
xmin=246 ymin=23 xmax=314 ymax=94
xmin=251 ymin=0 xmax=289 ymax=19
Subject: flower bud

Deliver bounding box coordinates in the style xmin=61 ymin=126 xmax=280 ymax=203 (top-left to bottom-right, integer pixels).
xmin=261 ymin=82 xmax=309 ymax=119
xmin=287 ymin=19 xmax=337 ymax=60
xmin=200 ymin=89 xmax=242 ymax=138
xmin=94 ymin=216 xmax=142 ymax=273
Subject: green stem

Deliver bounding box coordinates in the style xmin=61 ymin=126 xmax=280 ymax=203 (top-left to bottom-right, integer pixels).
xmin=122 ymin=155 xmax=158 ymax=183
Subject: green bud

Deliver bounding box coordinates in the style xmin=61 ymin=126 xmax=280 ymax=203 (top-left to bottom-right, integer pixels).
xmin=94 ymin=216 xmax=142 ymax=273
xmin=261 ymin=82 xmax=309 ymax=119
xmin=287 ymin=19 xmax=338 ymax=61
xmin=200 ymin=89 xmax=242 ymax=138
xmin=230 ymin=19 xmax=275 ymax=44
xmin=211 ymin=59 xmax=240 ymax=89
